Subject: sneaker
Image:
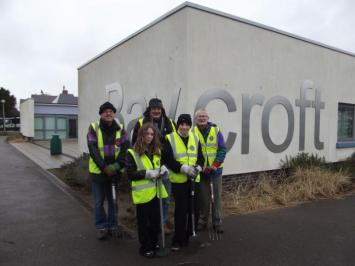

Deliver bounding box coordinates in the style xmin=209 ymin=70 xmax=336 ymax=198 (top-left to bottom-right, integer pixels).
xmin=140 ymin=250 xmax=155 ymax=258
xmin=171 ymin=243 xmax=181 ymax=252
xmin=108 ymin=227 xmax=122 ymax=238
xmin=96 ymin=229 xmax=108 ymax=240
xmin=213 ymin=224 xmax=224 ymax=234
xmin=197 ymin=223 xmax=207 ymax=232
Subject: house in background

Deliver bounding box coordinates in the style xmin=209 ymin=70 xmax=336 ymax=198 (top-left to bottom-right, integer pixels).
xmin=20 ymin=87 xmax=78 ymax=140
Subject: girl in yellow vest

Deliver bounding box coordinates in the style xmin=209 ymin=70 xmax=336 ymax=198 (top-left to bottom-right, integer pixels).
xmin=126 ymin=123 xmax=168 ymax=258
xmin=162 ymin=114 xmax=205 ymax=251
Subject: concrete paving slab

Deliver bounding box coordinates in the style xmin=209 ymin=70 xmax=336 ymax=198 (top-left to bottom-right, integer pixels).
xmin=11 ymin=141 xmax=73 ymax=169
xmin=34 ymin=139 xmax=82 ymax=158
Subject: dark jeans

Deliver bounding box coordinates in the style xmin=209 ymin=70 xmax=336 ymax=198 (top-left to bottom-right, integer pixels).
xmin=91 ymin=179 xmax=116 ymax=230
xmin=136 ymin=197 xmax=160 ymax=253
xmin=171 ymin=181 xmax=200 ymax=247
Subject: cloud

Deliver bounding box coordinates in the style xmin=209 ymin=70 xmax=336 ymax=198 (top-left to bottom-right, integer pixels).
xmin=1 ymin=0 xmax=354 ymax=103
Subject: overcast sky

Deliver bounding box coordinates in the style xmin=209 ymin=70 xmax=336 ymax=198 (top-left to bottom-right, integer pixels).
xmin=1 ymin=0 xmax=354 ymax=104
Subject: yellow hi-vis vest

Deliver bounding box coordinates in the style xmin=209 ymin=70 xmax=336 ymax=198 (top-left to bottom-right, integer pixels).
xmin=138 ymin=117 xmax=176 ymax=132
xmin=88 ymin=122 xmax=122 ymax=174
xmin=194 ymin=126 xmax=223 ymax=168
xmin=166 ymin=131 xmax=200 ymax=183
xmin=128 ymin=149 xmax=168 ymax=204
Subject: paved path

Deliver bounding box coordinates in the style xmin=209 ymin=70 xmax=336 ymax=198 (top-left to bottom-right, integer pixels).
xmin=11 ymin=141 xmax=73 ymax=169
xmin=2 ymin=136 xmax=355 ymax=265
xmin=34 ymin=139 xmax=82 ymax=158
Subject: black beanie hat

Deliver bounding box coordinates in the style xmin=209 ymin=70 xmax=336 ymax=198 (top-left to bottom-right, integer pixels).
xmin=148 ymin=98 xmax=163 ymax=108
xmin=99 ymin=101 xmax=116 ymax=114
xmin=177 ymin=114 xmax=192 ymax=127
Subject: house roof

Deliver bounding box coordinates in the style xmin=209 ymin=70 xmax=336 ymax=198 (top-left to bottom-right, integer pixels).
xmin=31 ymin=94 xmax=57 ymax=104
xmin=31 ymin=91 xmax=77 ymax=105
xmin=78 ymin=1 xmax=355 ymax=70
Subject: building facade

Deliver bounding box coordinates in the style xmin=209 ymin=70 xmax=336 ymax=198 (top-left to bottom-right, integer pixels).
xmin=78 ymin=2 xmax=355 ymax=175
xmin=20 ymin=88 xmax=78 ymax=140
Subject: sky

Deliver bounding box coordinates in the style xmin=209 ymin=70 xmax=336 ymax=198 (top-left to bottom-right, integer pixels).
xmin=0 ymin=0 xmax=354 ymax=104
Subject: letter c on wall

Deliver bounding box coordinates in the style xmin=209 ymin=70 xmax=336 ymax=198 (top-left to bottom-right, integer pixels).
xmin=194 ymin=89 xmax=237 ymax=152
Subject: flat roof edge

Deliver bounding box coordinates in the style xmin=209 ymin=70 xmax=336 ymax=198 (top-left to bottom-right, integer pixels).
xmin=78 ymin=1 xmax=355 ymax=70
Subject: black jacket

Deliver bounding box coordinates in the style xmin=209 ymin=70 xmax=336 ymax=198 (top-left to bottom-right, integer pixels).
xmin=125 ymin=151 xmax=156 ymax=182
xmin=131 ymin=110 xmax=176 ymax=145
xmin=87 ymin=119 xmax=130 ymax=182
xmin=161 ymin=132 xmax=204 ymax=174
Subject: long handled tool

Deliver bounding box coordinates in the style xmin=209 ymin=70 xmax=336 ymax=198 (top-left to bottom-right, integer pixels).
xmin=190 ymin=174 xmax=197 ymax=238
xmin=110 ymin=179 xmax=122 ymax=238
xmin=155 ymin=176 xmax=170 ymax=257
xmin=208 ymin=177 xmax=222 ymax=241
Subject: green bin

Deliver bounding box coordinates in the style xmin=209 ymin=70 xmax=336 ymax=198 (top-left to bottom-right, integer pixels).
xmin=50 ymin=135 xmax=62 ymax=155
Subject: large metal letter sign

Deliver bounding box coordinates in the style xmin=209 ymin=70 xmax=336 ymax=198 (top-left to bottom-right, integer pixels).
xmin=126 ymin=96 xmax=147 ymax=138
xmin=241 ymin=94 xmax=264 ymax=154
xmin=106 ymin=82 xmax=124 ymax=124
xmin=295 ymin=80 xmax=313 ymax=151
xmin=194 ymin=89 xmax=237 ymax=152
xmin=262 ymin=96 xmax=294 ymax=153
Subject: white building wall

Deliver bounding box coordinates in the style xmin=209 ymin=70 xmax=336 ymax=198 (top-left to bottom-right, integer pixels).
xmin=20 ymin=99 xmax=34 ymax=138
xmin=78 ymin=5 xmax=355 ymax=175
xmin=182 ymin=8 xmax=355 ymax=174
xmin=78 ymin=9 xmax=188 ymax=152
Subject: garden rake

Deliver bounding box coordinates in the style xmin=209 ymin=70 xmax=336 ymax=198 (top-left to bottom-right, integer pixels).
xmin=110 ymin=179 xmax=122 ymax=238
xmin=155 ymin=175 xmax=170 ymax=257
xmin=208 ymin=178 xmax=222 ymax=241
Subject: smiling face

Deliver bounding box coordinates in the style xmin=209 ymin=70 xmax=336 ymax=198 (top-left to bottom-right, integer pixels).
xmin=143 ymin=127 xmax=155 ymax=145
xmin=195 ymin=110 xmax=209 ymax=127
xmin=100 ymin=109 xmax=115 ymax=123
xmin=178 ymin=122 xmax=191 ymax=137
xmin=149 ymin=107 xmax=162 ymax=119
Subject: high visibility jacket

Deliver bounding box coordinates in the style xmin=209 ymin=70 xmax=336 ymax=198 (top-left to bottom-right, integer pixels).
xmin=166 ymin=131 xmax=200 ymax=183
xmin=138 ymin=117 xmax=176 ymax=132
xmin=88 ymin=122 xmax=122 ymax=174
xmin=194 ymin=125 xmax=223 ymax=168
xmin=128 ymin=149 xmax=168 ymax=205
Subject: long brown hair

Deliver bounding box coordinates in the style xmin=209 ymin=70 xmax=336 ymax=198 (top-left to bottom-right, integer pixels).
xmin=133 ymin=122 xmax=161 ymax=156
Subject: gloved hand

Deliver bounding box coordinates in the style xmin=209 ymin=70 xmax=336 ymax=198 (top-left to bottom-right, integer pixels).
xmin=104 ymin=165 xmax=116 ymax=177
xmin=145 ymin=169 xmax=160 ymax=180
xmin=160 ymin=165 xmax=169 ymax=179
xmin=195 ymin=165 xmax=202 ymax=173
xmin=112 ymin=162 xmax=121 ymax=171
xmin=203 ymin=166 xmax=216 ymax=174
xmin=180 ymin=164 xmax=197 ymax=177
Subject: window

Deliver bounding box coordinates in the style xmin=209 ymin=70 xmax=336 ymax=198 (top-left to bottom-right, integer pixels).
xmin=337 ymin=103 xmax=355 ymax=148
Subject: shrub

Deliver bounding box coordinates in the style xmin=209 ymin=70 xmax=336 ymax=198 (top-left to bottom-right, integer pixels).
xmin=280 ymin=152 xmax=326 ymax=172
xmin=222 ymin=166 xmax=352 ymax=215
xmin=61 ymin=154 xmax=90 ymax=189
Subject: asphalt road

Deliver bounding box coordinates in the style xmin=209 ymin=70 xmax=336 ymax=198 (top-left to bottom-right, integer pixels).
xmin=1 ymin=137 xmax=355 ymax=266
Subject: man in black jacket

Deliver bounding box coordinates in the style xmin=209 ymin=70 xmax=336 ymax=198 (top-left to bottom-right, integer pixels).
xmin=87 ymin=101 xmax=130 ymax=240
xmin=131 ymin=98 xmax=176 ymax=234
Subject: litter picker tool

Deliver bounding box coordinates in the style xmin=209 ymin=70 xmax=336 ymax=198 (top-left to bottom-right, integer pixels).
xmin=208 ymin=177 xmax=222 ymax=241
xmin=155 ymin=174 xmax=170 ymax=257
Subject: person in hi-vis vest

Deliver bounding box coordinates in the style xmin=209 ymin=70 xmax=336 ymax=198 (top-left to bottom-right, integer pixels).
xmin=87 ymin=102 xmax=130 ymax=240
xmin=162 ymin=114 xmax=205 ymax=251
xmin=126 ymin=123 xmax=169 ymax=258
xmin=194 ymin=109 xmax=227 ymax=234
xmin=132 ymin=97 xmax=176 ymax=235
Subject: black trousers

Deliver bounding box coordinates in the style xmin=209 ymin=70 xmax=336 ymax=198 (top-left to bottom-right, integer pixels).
xmin=171 ymin=181 xmax=200 ymax=246
xmin=136 ymin=196 xmax=160 ymax=253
